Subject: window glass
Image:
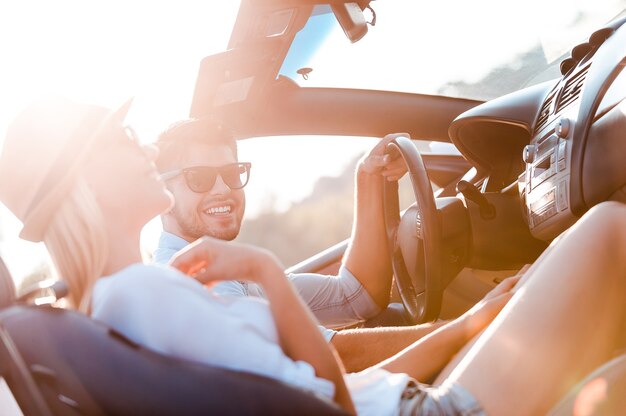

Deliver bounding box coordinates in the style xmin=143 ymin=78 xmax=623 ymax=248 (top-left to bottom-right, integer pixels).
xmin=281 ymin=1 xmax=626 ymax=101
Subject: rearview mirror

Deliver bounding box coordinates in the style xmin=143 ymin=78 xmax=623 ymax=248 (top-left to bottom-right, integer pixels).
xmin=330 ymin=2 xmax=368 ymax=43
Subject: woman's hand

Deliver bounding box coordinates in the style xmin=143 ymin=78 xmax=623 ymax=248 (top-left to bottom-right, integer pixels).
xmin=460 ymin=271 xmax=525 ymax=338
xmin=172 ymin=236 xmax=356 ymax=414
xmin=358 ymin=132 xmax=410 ymax=181
xmin=169 ymin=236 xmax=285 ymax=287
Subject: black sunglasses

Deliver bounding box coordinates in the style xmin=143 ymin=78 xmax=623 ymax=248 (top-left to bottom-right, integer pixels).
xmin=160 ymin=162 xmax=251 ymax=193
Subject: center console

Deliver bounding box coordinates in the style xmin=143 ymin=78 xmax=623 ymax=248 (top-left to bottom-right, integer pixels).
xmin=519 ymin=64 xmax=590 ymax=240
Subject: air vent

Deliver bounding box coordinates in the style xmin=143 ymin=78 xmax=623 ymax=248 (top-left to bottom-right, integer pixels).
xmin=555 ymin=63 xmax=590 ymax=113
xmin=535 ymin=88 xmax=557 ymax=132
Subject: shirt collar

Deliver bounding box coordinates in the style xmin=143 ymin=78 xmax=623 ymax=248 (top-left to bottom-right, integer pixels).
xmin=157 ymin=230 xmax=190 ymax=252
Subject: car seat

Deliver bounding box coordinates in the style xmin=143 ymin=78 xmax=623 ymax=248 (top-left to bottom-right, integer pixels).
xmin=549 ymin=353 xmax=626 ymax=415
xmin=0 ymin=259 xmax=347 ymax=416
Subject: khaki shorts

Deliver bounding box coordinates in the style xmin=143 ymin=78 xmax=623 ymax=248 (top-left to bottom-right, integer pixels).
xmin=399 ymin=379 xmax=485 ymax=416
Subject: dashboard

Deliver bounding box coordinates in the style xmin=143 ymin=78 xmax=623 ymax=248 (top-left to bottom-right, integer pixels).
xmin=450 ymin=16 xmax=626 ymax=241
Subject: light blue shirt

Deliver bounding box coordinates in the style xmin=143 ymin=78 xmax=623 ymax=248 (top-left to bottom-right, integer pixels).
xmin=153 ymin=231 xmax=382 ymax=339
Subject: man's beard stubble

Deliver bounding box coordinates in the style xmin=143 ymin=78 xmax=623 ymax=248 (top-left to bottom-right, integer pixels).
xmin=171 ymin=204 xmax=240 ymax=242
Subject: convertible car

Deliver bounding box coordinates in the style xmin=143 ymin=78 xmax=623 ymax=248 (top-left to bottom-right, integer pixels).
xmin=2 ymin=0 xmax=626 ymax=414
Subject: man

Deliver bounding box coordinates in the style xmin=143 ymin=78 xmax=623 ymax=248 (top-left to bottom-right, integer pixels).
xmin=153 ymin=117 xmax=447 ymax=372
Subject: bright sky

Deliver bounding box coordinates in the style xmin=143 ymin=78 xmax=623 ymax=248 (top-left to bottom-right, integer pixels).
xmin=0 ymin=1 xmax=239 ymax=139
xmin=0 ymin=0 xmax=623 ymax=284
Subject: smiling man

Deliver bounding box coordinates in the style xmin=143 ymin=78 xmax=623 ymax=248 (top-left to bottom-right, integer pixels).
xmin=157 ymin=128 xmax=247 ymax=244
xmin=152 ymin=117 xmax=449 ymax=372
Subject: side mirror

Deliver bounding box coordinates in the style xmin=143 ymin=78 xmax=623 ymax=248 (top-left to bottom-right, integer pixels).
xmin=330 ymin=2 xmax=368 ymax=43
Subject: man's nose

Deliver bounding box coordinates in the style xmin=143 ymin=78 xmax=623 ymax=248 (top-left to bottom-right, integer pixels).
xmin=209 ymin=174 xmax=231 ymax=195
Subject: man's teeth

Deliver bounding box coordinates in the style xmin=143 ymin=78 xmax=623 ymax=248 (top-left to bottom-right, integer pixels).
xmin=206 ymin=206 xmax=231 ymax=215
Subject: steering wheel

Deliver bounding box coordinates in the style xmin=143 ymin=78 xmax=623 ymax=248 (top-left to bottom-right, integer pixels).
xmin=383 ymin=136 xmax=443 ymax=323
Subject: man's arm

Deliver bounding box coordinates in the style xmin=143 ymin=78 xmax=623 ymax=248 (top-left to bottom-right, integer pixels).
xmin=288 ymin=267 xmax=382 ymax=327
xmin=343 ymin=133 xmax=410 ymax=308
xmin=330 ymin=320 xmax=448 ymax=373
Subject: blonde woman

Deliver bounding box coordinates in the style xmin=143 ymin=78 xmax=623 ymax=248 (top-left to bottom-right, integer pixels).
xmin=1 ymin=97 xmax=625 ymax=415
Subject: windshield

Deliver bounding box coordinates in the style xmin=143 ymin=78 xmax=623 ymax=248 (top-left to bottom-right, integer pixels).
xmin=280 ymin=0 xmax=626 ymax=101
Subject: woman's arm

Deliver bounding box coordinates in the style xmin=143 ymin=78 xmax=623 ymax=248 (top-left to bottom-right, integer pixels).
xmin=171 ymin=237 xmax=356 ymax=414
xmin=255 ymin=254 xmax=355 ymax=414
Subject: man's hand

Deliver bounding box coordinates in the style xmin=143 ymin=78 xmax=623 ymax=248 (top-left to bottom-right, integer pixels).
xmin=358 ymin=132 xmax=410 ymax=181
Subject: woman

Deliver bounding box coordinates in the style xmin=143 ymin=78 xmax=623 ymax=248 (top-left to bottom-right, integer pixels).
xmin=1 ymin=97 xmax=625 ymax=415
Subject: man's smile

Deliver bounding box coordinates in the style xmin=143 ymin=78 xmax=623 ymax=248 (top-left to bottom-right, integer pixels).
xmin=205 ymin=204 xmax=233 ymax=216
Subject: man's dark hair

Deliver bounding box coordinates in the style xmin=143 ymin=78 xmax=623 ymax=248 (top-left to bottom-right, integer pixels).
xmin=155 ymin=117 xmax=237 ymax=172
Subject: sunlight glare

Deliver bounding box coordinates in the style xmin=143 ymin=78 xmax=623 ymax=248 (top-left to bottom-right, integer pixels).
xmin=0 ymin=0 xmax=239 ymax=284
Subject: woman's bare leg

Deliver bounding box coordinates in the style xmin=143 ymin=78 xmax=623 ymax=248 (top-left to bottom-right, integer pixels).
xmin=438 ymin=201 xmax=626 ymax=415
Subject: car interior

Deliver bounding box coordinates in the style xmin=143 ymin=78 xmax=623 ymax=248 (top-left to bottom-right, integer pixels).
xmin=2 ymin=0 xmax=626 ymax=414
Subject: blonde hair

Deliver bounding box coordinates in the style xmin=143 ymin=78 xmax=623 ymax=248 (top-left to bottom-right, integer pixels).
xmin=43 ymin=179 xmax=108 ymax=313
